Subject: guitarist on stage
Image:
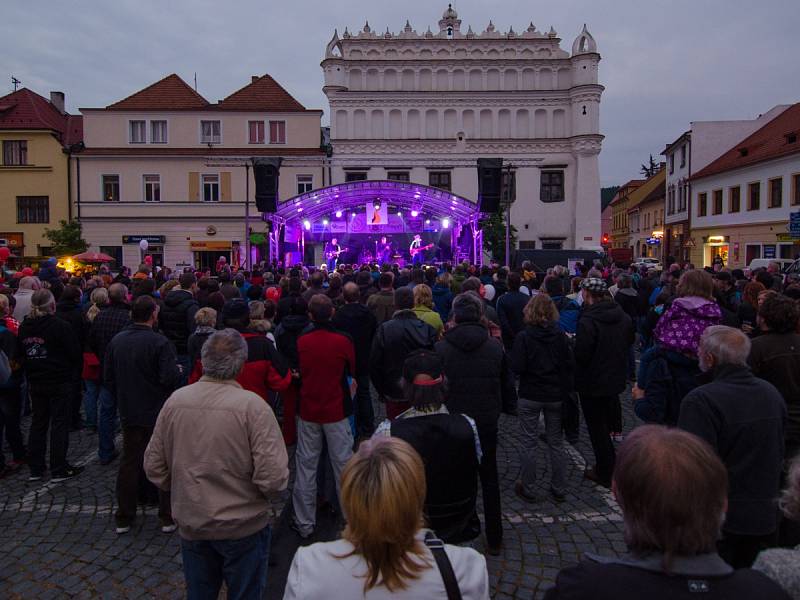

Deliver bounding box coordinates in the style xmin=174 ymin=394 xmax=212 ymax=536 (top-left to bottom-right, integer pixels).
xmin=325 ymin=237 xmax=343 ymax=271
xmin=409 ymin=234 xmax=426 ymax=266
xmin=379 ymin=236 xmax=393 ymax=265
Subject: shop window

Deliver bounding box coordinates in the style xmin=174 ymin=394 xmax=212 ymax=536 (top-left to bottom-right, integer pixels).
xmin=769 ymin=177 xmax=783 ymax=208
xmin=698 ymin=192 xmax=707 ymax=217
xmin=748 ymin=182 xmax=760 ymax=210
xmin=745 ymin=244 xmax=761 ymax=266
xmin=729 ymin=186 xmax=740 ymax=213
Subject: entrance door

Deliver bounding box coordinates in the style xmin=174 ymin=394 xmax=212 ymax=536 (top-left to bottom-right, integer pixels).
xmin=194 ymin=251 xmax=229 ymax=272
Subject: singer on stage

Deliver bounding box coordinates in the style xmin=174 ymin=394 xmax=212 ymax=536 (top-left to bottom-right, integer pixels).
xmin=324 ymin=237 xmax=342 ymax=271
xmin=378 ymin=236 xmax=393 ymax=265
xmin=409 ymin=234 xmax=424 ymax=266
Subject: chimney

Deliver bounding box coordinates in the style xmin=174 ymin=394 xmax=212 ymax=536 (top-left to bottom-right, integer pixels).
xmin=251 ymin=76 xmax=260 ymax=83
xmin=50 ymin=91 xmax=65 ymax=114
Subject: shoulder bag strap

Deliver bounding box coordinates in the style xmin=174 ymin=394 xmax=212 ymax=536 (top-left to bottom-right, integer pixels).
xmin=424 ymin=531 xmax=463 ymax=600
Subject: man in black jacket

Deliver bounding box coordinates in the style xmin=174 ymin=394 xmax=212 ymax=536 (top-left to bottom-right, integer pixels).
xmin=369 ymin=287 xmax=437 ymax=420
xmin=105 ymin=296 xmax=181 ymax=534
xmin=574 ymin=278 xmax=634 ymax=488
xmin=495 ymin=272 xmax=529 ymax=350
xmin=158 ymin=272 xmax=199 ymax=384
xmin=88 ymin=283 xmax=131 ymax=465
xmin=55 ymin=285 xmax=87 ymax=430
xmin=435 ymin=292 xmax=517 ymax=555
xmin=679 ymin=325 xmax=786 ymax=568
xmin=18 ymin=289 xmax=83 ymax=481
xmin=332 ymin=282 xmax=378 ymax=438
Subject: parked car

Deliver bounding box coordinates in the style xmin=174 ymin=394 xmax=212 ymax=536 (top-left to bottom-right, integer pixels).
xmin=632 ymin=257 xmax=662 ymax=271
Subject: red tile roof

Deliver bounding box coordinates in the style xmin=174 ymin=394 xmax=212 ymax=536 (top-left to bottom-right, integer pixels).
xmin=106 ymin=74 xmax=209 ymax=110
xmin=76 ymin=147 xmax=324 ymax=157
xmin=692 ymin=103 xmax=800 ymax=180
xmin=216 ymin=74 xmax=307 ymax=112
xmin=0 ymin=88 xmax=83 ymax=146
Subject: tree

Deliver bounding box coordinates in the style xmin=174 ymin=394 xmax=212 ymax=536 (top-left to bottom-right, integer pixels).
xmin=640 ymin=154 xmax=658 ymax=177
xmin=44 ymin=219 xmax=89 ymax=256
xmin=481 ymin=207 xmax=517 ymax=265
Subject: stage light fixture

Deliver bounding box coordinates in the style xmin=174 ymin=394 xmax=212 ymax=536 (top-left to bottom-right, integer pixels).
xmin=397 ymin=211 xmax=402 ymax=217
xmin=322 ymin=219 xmax=329 ymax=226
xmin=297 ymin=207 xmax=303 ymax=213
xmin=303 ymin=220 xmax=311 ymax=230
xmin=425 ymin=219 xmax=431 ymax=224
xmin=351 ymin=212 xmax=356 ymax=217
xmin=411 ymin=210 xmax=419 ymax=217
xmin=335 ymin=210 xmax=342 ymax=218
xmin=442 ymin=218 xmax=450 ymax=229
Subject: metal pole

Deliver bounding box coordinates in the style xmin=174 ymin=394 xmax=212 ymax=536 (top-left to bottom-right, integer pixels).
xmin=245 ymin=164 xmax=250 ymax=270
xmin=504 ymin=163 xmax=511 ymax=267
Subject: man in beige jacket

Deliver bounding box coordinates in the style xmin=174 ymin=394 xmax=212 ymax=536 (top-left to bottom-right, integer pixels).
xmin=144 ymin=328 xmax=288 ymax=599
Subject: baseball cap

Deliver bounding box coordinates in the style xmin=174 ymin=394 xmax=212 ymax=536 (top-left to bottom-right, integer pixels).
xmin=402 ymin=349 xmax=444 ymax=387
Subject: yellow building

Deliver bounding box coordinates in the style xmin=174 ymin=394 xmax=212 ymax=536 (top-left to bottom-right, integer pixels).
xmin=609 ymin=179 xmax=644 ymax=251
xmin=0 ymin=88 xmax=82 ymax=258
xmin=626 ymin=167 xmax=666 ymax=259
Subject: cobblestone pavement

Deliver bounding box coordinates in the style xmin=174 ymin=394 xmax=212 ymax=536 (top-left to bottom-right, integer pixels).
xmin=0 ymin=389 xmax=636 ymax=599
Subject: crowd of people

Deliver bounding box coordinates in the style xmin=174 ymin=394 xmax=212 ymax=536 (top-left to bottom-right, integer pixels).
xmin=0 ymin=254 xmax=799 ymax=598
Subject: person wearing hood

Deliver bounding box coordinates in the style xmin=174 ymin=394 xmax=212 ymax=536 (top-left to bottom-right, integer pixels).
xmin=158 ymin=272 xmax=199 ymax=384
xmin=55 ymin=285 xmax=88 ymax=430
xmin=633 ymin=270 xmax=720 ymax=426
xmin=436 ymin=292 xmax=517 ymax=556
xmin=273 ymin=295 xmax=310 ymax=445
xmin=574 ymin=278 xmax=634 ymax=489
xmin=509 ymin=294 xmax=574 ymax=504
xmin=18 ymin=289 xmax=83 ymax=482
xmin=332 ymin=282 xmax=378 ymax=439
xmin=370 ymin=287 xmax=437 ymax=420
xmin=13 ymin=276 xmax=41 ymax=321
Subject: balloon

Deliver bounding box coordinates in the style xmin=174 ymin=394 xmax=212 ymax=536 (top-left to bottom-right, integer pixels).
xmin=144 ymin=255 xmax=153 ymax=265
xmin=139 ymin=239 xmax=149 ymax=251
xmin=0 ymin=247 xmax=9 ymax=260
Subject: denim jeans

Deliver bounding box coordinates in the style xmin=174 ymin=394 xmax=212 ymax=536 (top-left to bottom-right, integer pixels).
xmin=98 ymin=385 xmax=117 ymax=462
xmin=518 ymin=399 xmax=566 ymax=496
xmin=180 ymin=525 xmax=271 ymax=600
xmin=83 ymin=379 xmax=100 ymax=429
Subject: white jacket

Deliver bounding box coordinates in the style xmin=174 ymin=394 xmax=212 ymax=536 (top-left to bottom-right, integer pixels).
xmin=283 ymin=530 xmax=489 ymax=600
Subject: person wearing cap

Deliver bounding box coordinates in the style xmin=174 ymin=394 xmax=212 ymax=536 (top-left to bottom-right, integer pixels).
xmin=373 ymin=350 xmax=482 ymax=543
xmin=190 ymin=299 xmax=291 ymax=404
xmin=574 ymin=277 xmax=634 ymax=489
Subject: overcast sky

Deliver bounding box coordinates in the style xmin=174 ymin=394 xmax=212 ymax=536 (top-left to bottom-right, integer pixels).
xmin=3 ymin=0 xmax=798 ymax=186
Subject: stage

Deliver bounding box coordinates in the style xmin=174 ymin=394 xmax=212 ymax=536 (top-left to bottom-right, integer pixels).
xmin=264 ymin=179 xmax=485 ymax=268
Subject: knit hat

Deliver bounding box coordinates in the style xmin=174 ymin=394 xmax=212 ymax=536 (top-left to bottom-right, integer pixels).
xmin=580 ymin=277 xmax=607 ymax=293
xmin=402 ymin=349 xmax=444 ymax=386
xmin=222 ymin=298 xmax=249 ymax=322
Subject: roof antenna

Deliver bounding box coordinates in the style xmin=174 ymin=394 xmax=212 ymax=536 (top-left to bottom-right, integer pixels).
xmin=194 ymin=72 xmax=197 ymax=92
xmin=12 ymin=76 xmax=21 ymax=91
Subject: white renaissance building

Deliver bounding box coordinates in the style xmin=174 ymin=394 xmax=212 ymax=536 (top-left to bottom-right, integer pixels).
xmin=320 ymin=5 xmax=604 ymax=251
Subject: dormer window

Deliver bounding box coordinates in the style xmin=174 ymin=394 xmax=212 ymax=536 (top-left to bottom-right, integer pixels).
xmin=786 ymin=133 xmax=797 ymax=144
xmin=738 ymin=147 xmax=748 ymax=157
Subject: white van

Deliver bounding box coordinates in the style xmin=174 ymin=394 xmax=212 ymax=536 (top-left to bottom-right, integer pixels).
xmin=747 ymin=258 xmax=795 ymax=273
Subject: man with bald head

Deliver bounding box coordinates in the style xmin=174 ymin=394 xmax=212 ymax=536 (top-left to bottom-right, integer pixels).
xmin=678 ymin=325 xmax=786 ymax=569
xmin=88 ymin=283 xmax=131 ymax=465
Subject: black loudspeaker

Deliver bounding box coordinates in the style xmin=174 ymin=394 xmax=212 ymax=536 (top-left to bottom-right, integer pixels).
xmin=253 ymin=157 xmax=282 ymax=213
xmin=477 ymin=157 xmax=503 ymax=213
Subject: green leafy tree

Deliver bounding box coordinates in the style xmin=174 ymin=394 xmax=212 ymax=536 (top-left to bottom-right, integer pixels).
xmin=481 ymin=208 xmax=517 ymax=264
xmin=640 ymin=154 xmax=658 ymax=178
xmin=44 ymin=219 xmax=89 ymax=255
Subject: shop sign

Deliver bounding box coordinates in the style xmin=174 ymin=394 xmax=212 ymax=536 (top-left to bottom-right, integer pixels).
xmin=190 ymin=241 xmax=232 ymax=250
xmin=763 ymin=245 xmax=777 ymax=259
xmin=790 ymin=211 xmax=800 ymax=238
xmin=122 ymin=235 xmax=165 ymax=244
xmin=0 ymin=233 xmax=24 ymax=248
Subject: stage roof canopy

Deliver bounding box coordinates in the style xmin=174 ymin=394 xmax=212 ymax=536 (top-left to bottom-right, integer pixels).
xmin=275 ymin=180 xmax=480 ymax=224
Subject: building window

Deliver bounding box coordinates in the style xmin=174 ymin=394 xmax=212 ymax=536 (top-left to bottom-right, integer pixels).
xmin=712 ymin=189 xmax=723 ymax=215
xmin=429 ymin=171 xmax=452 ymax=191
xmin=748 ymin=182 xmax=760 ymax=210
xmin=129 ymin=120 xmax=146 ymax=143
xmin=502 ymin=171 xmax=516 ymax=202
xmin=99 ymin=246 xmax=123 ymax=265
xmin=698 ymin=192 xmax=707 ymax=217
xmin=667 ymin=187 xmax=675 ymax=214
xmin=793 ymin=174 xmax=800 ymax=206
xmin=679 ymin=184 xmax=688 ymax=211
xmin=202 ymin=174 xmax=220 ymax=202
xmin=540 ymin=171 xmax=564 ymax=203
xmin=745 ymin=244 xmax=761 ymax=265
xmin=200 ymin=120 xmax=221 ymax=144
xmin=541 ymin=240 xmax=563 ymax=250
xmin=143 ymin=175 xmax=161 ymax=202
xmin=296 ymin=174 xmax=313 ymax=194
xmin=387 ymin=171 xmax=410 ymax=182
xmin=248 ymin=121 xmax=265 ymax=144
xmin=769 ymin=177 xmax=783 ymax=208
xmin=17 ymin=196 xmax=49 ymax=223
xmin=269 ymin=120 xmax=286 ymax=144
xmin=345 ymin=172 xmax=368 ymax=182
xmin=150 ymin=120 xmax=167 ymax=143
xmin=680 ymin=144 xmax=686 ymax=168
xmin=669 ymin=154 xmax=674 ymax=174
xmin=729 ymin=186 xmax=741 ymax=213
xmin=2 ymin=140 xmax=27 ymax=165
xmin=102 ymin=175 xmax=120 ymax=202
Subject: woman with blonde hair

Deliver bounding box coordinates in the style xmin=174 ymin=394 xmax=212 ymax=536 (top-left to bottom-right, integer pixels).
xmin=509 ymin=294 xmax=574 ymax=504
xmin=284 ymin=437 xmax=489 ymax=599
xmin=82 ymin=286 xmax=109 ymax=431
xmin=86 ymin=287 xmax=109 ymax=323
xmin=413 ymin=283 xmax=444 ymax=336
